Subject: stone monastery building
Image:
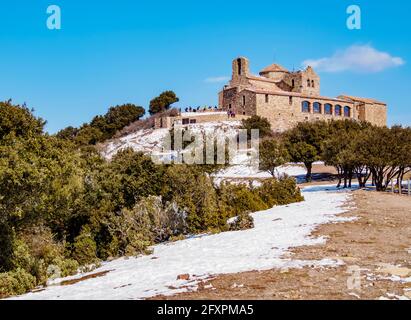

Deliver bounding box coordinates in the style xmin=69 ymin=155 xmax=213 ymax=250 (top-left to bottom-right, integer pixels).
xmin=218 ymin=57 xmax=387 ymax=131
xmin=155 ymin=57 xmax=387 ymax=131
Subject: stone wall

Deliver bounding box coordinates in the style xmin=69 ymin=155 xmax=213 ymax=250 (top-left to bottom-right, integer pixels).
xmin=255 ymin=93 xmax=356 ymax=132
xmin=358 ymin=103 xmax=387 ymax=127
xmin=248 ymin=78 xmax=282 ymax=92
xmin=154 ymin=112 xmax=249 ymax=129
xmin=280 ymin=69 xmax=320 ymax=97
xmin=219 ymin=57 xmax=387 ymax=131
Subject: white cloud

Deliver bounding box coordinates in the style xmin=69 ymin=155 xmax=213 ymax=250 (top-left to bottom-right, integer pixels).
xmin=204 ymin=76 xmax=230 ymax=83
xmin=302 ymin=45 xmax=405 ymax=73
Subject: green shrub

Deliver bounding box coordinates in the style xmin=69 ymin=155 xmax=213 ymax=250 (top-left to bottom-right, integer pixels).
xmin=106 ymin=205 xmax=153 ymax=257
xmin=0 ymin=223 xmax=14 ymax=272
xmin=258 ymin=177 xmax=304 ymax=207
xmin=11 ymin=227 xmax=78 ymax=285
xmin=228 ymin=212 xmax=255 ymax=231
xmin=164 ymin=165 xmax=221 ymax=232
xmin=218 ymin=183 xmax=268 ymax=218
xmin=103 ymin=195 xmax=188 ymax=257
xmin=72 ymin=226 xmax=99 ymax=265
xmin=52 ymin=257 xmax=79 ymax=278
xmin=0 ymin=268 xmax=36 ymax=298
xmin=135 ymin=196 xmax=187 ymax=243
xmin=11 ymin=239 xmax=35 ymax=272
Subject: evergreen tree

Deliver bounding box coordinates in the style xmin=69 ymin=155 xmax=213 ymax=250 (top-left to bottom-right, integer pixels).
xmin=149 ymin=91 xmax=179 ymax=115
xmin=259 ymin=138 xmax=289 ymax=177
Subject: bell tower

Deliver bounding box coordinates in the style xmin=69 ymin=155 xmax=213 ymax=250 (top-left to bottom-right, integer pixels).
xmin=231 ymin=57 xmax=250 ymax=83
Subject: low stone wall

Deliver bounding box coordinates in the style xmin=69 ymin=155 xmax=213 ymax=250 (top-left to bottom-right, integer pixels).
xmin=154 ymin=112 xmax=249 ymax=129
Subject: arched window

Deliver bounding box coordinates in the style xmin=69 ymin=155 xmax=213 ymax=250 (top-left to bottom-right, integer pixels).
xmin=292 ymin=79 xmax=295 ymax=88
xmin=344 ymin=106 xmax=351 ymax=117
xmin=324 ymin=103 xmax=333 ymax=115
xmin=313 ymin=102 xmax=322 ymax=114
xmin=302 ymin=101 xmax=310 ymax=113
xmin=307 ymin=79 xmax=311 ymax=87
xmin=312 ymin=80 xmax=315 ymax=88
xmin=335 ymin=105 xmax=342 ymax=116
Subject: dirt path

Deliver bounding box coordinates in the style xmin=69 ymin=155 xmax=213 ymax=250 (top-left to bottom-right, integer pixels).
xmin=153 ymin=190 xmax=411 ymax=300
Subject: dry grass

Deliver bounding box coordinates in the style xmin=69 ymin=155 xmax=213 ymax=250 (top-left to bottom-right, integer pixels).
xmin=60 ymin=270 xmax=112 ymax=286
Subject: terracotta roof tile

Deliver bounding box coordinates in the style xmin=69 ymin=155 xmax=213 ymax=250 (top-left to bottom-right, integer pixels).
xmin=338 ymin=95 xmax=386 ymax=105
xmin=259 ymin=64 xmax=289 ymax=73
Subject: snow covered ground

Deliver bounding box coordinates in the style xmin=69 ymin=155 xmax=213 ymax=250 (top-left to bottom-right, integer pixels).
xmin=12 ymin=185 xmax=354 ymax=300
xmin=101 ymin=121 xmax=241 ymax=160
xmin=212 ymin=150 xmax=307 ymax=185
xmin=100 ymin=122 xmax=308 ymax=184
xmin=101 ymin=128 xmax=170 ymax=160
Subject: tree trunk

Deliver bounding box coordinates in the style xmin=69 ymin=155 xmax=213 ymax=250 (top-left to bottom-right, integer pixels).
xmin=305 ymin=163 xmax=313 ymax=182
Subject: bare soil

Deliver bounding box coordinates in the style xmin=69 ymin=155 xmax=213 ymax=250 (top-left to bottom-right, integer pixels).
xmin=152 ymin=190 xmax=411 ymax=300
xmin=60 ymin=270 xmax=112 ymax=286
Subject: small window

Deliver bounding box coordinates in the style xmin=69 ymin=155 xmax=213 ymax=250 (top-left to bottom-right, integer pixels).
xmin=344 ymin=106 xmax=351 ymax=117
xmin=324 ymin=103 xmax=332 ymax=115
xmin=313 ymin=102 xmax=321 ymax=114
xmin=307 ymin=79 xmax=311 ymax=87
xmin=335 ymin=105 xmax=342 ymax=116
xmin=311 ymin=80 xmax=315 ymax=88
xmin=242 ymin=96 xmax=246 ymax=106
xmin=292 ymin=79 xmax=295 ymax=88
xmin=302 ymin=101 xmax=310 ymax=113
xmin=265 ymin=94 xmax=269 ymax=103
xmin=289 ymin=96 xmax=293 ymax=105
xmin=182 ymin=118 xmax=190 ymax=125
xmin=189 ymin=119 xmax=197 ymax=124
xmin=228 ymin=104 xmax=232 ymax=109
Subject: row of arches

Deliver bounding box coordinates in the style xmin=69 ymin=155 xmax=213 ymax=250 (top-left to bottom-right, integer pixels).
xmin=302 ymin=101 xmax=351 ymax=117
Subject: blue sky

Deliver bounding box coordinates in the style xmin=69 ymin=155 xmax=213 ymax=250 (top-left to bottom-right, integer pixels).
xmin=0 ymin=0 xmax=410 ymax=133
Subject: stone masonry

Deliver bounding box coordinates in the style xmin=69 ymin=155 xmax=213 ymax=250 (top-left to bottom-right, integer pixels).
xmin=218 ymin=57 xmax=387 ymax=132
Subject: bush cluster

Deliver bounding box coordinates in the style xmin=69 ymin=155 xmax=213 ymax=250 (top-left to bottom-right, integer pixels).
xmin=57 ymin=103 xmax=145 ymax=145
xmin=0 ymin=102 xmax=304 ymax=298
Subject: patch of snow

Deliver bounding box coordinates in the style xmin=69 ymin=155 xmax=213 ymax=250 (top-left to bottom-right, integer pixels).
xmin=379 ymin=293 xmax=410 ymax=301
xmin=102 ymin=128 xmax=170 ymax=160
xmin=12 ymin=185 xmax=353 ymax=300
xmin=212 ymin=149 xmax=307 ymax=184
xmin=214 ymin=164 xmax=306 ymax=179
xmin=101 ymin=121 xmax=242 ymax=160
xmin=348 ymin=292 xmax=361 ymax=299
xmin=374 ymin=274 xmax=411 ymax=284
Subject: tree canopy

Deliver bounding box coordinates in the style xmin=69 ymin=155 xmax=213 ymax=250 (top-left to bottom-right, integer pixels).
xmin=57 ymin=103 xmax=145 ymax=145
xmin=284 ymin=121 xmax=329 ymax=182
xmin=241 ymin=115 xmax=273 ymax=140
xmin=259 ymin=138 xmax=289 ymax=177
xmin=149 ymin=91 xmax=179 ymax=115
